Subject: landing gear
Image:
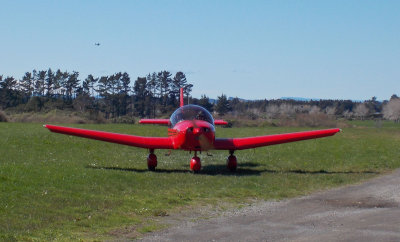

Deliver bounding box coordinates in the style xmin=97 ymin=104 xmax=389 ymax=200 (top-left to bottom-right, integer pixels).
xmin=146 ymin=150 xmax=236 ymax=172
xmin=190 ymin=151 xmax=201 ymax=172
xmin=147 ymin=149 xmax=157 ymax=171
xmin=227 ymin=150 xmax=237 ymax=172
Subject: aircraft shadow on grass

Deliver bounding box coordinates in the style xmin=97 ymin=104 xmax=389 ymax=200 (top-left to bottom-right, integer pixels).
xmin=86 ymin=162 xmax=379 ymax=176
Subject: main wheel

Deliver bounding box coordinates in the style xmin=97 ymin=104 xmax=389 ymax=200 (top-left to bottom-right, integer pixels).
xmin=147 ymin=153 xmax=157 ymax=171
xmin=227 ymin=155 xmax=237 ymax=172
xmin=190 ymin=156 xmax=201 ymax=172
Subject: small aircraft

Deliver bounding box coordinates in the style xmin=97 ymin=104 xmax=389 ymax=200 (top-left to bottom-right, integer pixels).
xmin=45 ymin=89 xmax=341 ymax=172
xmin=94 ymin=43 xmax=100 ymax=46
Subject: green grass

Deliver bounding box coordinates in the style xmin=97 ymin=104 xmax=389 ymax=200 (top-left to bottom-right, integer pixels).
xmin=1 ymin=121 xmax=400 ymax=240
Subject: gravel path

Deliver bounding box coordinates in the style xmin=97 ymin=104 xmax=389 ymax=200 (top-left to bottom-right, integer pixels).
xmin=140 ymin=169 xmax=400 ymax=241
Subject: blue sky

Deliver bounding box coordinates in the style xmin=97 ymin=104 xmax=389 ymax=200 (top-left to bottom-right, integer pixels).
xmin=1 ymin=0 xmax=399 ymax=100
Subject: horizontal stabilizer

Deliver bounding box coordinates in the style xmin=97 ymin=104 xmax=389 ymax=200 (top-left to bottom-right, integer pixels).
xmin=214 ymin=120 xmax=228 ymax=125
xmin=139 ymin=119 xmax=170 ymax=125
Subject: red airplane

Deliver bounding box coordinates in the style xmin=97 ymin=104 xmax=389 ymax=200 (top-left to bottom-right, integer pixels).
xmin=45 ymin=89 xmax=341 ymax=172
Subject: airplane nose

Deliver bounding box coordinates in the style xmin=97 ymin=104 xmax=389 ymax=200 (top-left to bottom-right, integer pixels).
xmin=193 ymin=128 xmax=201 ymax=135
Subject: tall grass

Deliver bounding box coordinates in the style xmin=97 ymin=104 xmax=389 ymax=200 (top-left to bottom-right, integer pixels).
xmin=0 ymin=121 xmax=399 ymax=240
xmin=0 ymin=110 xmax=8 ymax=122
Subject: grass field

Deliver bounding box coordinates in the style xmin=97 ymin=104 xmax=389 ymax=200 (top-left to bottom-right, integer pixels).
xmin=1 ymin=121 xmax=400 ymax=240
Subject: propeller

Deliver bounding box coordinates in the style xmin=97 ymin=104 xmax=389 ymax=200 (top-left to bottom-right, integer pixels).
xmin=190 ymin=119 xmax=214 ymax=151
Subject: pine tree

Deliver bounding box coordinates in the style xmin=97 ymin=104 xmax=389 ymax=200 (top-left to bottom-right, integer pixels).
xmin=45 ymin=68 xmax=54 ymax=97
xmin=172 ymin=71 xmax=193 ymax=103
xmin=53 ymin=69 xmax=64 ymax=96
xmin=118 ymin=72 xmax=131 ymax=116
xmin=65 ymin=71 xmax=80 ymax=100
xmin=34 ymin=70 xmax=46 ymax=96
xmin=82 ymin=76 xmax=91 ymax=95
xmin=146 ymin=72 xmax=157 ymax=97
xmin=120 ymin=72 xmax=131 ymax=95
xmin=157 ymin=71 xmax=172 ymax=106
xmin=0 ymin=76 xmax=18 ymax=109
xmin=198 ymin=95 xmax=213 ymax=112
xmin=84 ymin=74 xmax=98 ymax=97
xmin=97 ymin=76 xmax=110 ymax=97
xmin=215 ymin=94 xmax=231 ymax=116
xmin=20 ymin=72 xmax=34 ymax=97
xmin=133 ymin=77 xmax=148 ymax=116
xmin=0 ymin=76 xmax=17 ymax=90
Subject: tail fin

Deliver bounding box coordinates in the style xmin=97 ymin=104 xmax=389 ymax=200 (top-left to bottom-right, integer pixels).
xmin=180 ymin=88 xmax=184 ymax=107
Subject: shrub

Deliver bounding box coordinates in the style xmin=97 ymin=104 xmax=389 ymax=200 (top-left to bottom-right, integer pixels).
xmin=87 ymin=110 xmax=107 ymax=124
xmin=111 ymin=116 xmax=135 ymax=124
xmin=280 ymin=113 xmax=336 ymax=128
xmin=0 ymin=110 xmax=8 ymax=122
xmin=24 ymin=97 xmax=44 ymax=112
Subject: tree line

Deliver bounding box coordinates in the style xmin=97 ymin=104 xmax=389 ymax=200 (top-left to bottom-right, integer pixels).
xmin=215 ymin=94 xmax=400 ymax=123
xmin=0 ymin=69 xmax=193 ymax=119
xmin=0 ymin=69 xmax=399 ymax=123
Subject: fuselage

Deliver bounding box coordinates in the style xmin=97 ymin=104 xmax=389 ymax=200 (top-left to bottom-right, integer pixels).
xmin=167 ymin=105 xmax=216 ymax=151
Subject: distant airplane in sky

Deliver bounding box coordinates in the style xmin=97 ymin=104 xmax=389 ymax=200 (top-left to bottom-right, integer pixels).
xmin=45 ymin=89 xmax=341 ymax=172
xmin=94 ymin=43 xmax=100 ymax=46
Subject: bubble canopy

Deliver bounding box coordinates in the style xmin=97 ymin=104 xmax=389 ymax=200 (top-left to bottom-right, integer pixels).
xmin=170 ymin=105 xmax=214 ymax=127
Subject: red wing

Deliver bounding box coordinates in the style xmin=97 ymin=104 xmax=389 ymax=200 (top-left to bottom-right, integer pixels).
xmin=213 ymin=128 xmax=341 ymax=150
xmin=139 ymin=119 xmax=170 ymax=125
xmin=214 ymin=120 xmax=228 ymax=125
xmin=44 ymin=125 xmax=174 ymax=149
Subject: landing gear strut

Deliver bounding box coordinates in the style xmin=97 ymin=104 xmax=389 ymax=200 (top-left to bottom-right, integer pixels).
xmin=227 ymin=150 xmax=237 ymax=172
xmin=147 ymin=149 xmax=157 ymax=171
xmin=190 ymin=151 xmax=201 ymax=172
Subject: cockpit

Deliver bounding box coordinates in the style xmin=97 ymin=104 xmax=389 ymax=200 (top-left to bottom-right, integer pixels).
xmin=170 ymin=105 xmax=214 ymax=127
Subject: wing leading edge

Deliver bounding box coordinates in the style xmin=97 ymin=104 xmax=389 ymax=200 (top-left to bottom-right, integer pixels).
xmin=44 ymin=125 xmax=174 ymax=149
xmin=213 ymin=128 xmax=341 ymax=150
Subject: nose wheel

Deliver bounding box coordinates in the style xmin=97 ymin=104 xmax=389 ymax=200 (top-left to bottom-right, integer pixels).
xmin=190 ymin=151 xmax=201 ymax=172
xmin=227 ymin=150 xmax=237 ymax=172
xmin=147 ymin=149 xmax=157 ymax=171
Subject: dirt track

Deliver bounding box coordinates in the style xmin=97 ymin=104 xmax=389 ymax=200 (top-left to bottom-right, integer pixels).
xmin=141 ymin=169 xmax=400 ymax=241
